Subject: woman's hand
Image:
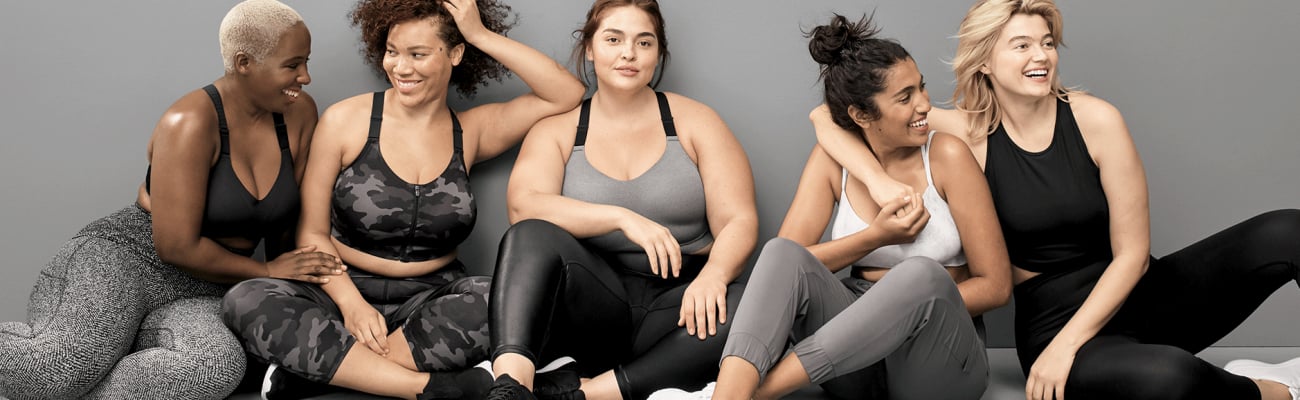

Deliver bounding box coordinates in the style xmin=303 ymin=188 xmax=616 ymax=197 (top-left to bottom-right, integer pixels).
xmin=1026 ymin=342 xmax=1078 ymax=400
xmin=678 ymin=271 xmax=728 ymax=340
xmin=870 ymin=194 xmax=929 ymax=245
xmin=342 ymin=301 xmax=390 ymax=357
xmin=441 ymin=0 xmax=488 ymax=42
xmin=620 ymin=211 xmax=682 ymax=279
xmin=266 ymin=245 xmax=345 ymax=284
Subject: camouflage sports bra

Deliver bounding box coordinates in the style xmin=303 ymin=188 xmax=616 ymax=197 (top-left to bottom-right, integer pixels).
xmin=330 ymin=92 xmax=477 ymax=262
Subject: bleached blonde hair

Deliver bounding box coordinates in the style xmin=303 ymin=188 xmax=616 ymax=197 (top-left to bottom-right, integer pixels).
xmin=219 ymin=0 xmax=303 ymax=73
xmin=952 ymin=0 xmax=1069 ymax=137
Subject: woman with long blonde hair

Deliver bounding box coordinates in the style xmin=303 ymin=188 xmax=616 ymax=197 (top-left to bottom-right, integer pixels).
xmin=813 ymin=0 xmax=1300 ymax=399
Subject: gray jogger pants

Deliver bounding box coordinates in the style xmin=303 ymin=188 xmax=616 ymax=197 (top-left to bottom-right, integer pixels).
xmin=0 ymin=204 xmax=243 ymax=400
xmin=723 ymin=238 xmax=988 ymax=400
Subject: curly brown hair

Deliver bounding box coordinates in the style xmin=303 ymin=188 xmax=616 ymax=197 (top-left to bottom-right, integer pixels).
xmin=350 ymin=0 xmax=516 ymax=97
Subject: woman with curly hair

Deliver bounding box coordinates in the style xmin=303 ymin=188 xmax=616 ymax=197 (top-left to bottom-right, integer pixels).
xmin=0 ymin=1 xmax=337 ymax=399
xmin=485 ymin=1 xmax=758 ymax=399
xmin=220 ymin=0 xmax=585 ymax=399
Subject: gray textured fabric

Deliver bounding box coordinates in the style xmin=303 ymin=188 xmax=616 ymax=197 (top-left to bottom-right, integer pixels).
xmin=723 ymin=238 xmax=988 ymax=400
xmin=0 ymin=204 xmax=243 ymax=400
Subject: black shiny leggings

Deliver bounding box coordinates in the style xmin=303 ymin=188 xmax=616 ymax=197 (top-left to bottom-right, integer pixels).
xmin=1015 ymin=209 xmax=1300 ymax=400
xmin=490 ymin=219 xmax=745 ymax=400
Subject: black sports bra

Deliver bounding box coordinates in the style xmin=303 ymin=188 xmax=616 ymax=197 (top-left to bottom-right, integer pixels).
xmin=983 ymin=97 xmax=1112 ymax=273
xmin=329 ymin=92 xmax=477 ymax=262
xmin=146 ymin=84 xmax=300 ymax=252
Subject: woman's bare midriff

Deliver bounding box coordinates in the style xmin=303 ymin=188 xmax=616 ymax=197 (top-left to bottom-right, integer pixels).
xmin=330 ymin=236 xmax=460 ymax=278
xmin=854 ymin=265 xmax=972 ymax=284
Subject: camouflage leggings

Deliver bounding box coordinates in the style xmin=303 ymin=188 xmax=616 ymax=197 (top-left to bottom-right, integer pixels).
xmin=221 ymin=264 xmax=491 ymax=383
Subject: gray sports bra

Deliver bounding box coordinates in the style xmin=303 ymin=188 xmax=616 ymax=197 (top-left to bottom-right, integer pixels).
xmin=561 ymin=92 xmax=714 ymax=255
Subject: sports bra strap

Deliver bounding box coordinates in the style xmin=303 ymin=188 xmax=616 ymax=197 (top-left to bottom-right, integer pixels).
xmin=203 ymin=84 xmax=231 ymax=155
xmin=922 ymin=131 xmax=936 ymax=187
xmin=575 ymin=98 xmax=593 ymax=146
xmin=655 ymin=91 xmax=677 ymax=137
xmin=449 ymin=109 xmax=464 ymax=152
xmin=273 ymin=113 xmax=290 ymax=151
xmin=368 ymin=91 xmax=384 ymax=140
xmin=574 ymin=92 xmax=675 ymax=146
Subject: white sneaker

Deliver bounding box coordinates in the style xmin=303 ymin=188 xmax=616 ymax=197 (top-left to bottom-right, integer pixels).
xmin=647 ymin=381 xmax=716 ymax=400
xmin=1225 ymin=357 xmax=1300 ymax=400
xmin=538 ymin=356 xmax=577 ymax=373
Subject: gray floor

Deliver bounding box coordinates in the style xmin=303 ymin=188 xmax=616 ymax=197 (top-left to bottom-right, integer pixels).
xmin=226 ymin=347 xmax=1300 ymax=400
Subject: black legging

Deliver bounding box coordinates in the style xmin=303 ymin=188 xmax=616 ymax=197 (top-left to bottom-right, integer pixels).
xmin=1015 ymin=209 xmax=1300 ymax=400
xmin=490 ymin=219 xmax=745 ymax=400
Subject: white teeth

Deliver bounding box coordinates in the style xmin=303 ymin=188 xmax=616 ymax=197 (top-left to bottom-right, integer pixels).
xmin=282 ymin=89 xmax=299 ymax=98
xmin=1025 ymin=69 xmax=1048 ymax=77
xmin=909 ymin=118 xmax=928 ymax=128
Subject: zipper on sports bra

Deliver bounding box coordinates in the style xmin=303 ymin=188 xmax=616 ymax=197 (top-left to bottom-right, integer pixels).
xmin=400 ymin=184 xmax=422 ymax=262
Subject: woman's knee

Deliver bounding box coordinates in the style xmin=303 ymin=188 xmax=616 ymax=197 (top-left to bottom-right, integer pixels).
xmin=220 ymin=278 xmax=287 ymax=327
xmin=1071 ymin=344 xmax=1203 ymax=400
xmin=1247 ymin=209 xmax=1300 ymax=257
xmin=499 ymin=219 xmax=570 ymax=253
xmin=753 ymin=237 xmax=821 ymax=277
xmin=887 ymin=257 xmax=955 ymax=297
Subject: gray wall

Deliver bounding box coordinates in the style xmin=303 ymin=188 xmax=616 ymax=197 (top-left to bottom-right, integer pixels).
xmin=1 ymin=1 xmax=1296 ymax=348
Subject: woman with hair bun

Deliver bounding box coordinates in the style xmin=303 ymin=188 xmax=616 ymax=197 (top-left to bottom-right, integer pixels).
xmin=220 ymin=0 xmax=585 ymax=399
xmin=653 ymin=13 xmax=1010 ymax=400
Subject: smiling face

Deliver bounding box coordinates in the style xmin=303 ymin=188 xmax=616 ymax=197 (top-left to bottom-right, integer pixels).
xmin=984 ymin=13 xmax=1059 ymax=101
xmin=861 ymin=58 xmax=932 ymax=150
xmin=243 ymin=21 xmax=311 ymax=113
xmin=382 ymin=16 xmax=464 ymax=107
xmin=586 ymin=6 xmax=661 ymax=91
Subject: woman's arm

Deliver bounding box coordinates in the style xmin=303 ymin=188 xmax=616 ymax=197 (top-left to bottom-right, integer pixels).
xmin=928 ymin=133 xmax=1011 ymax=316
xmin=809 ymin=104 xmax=912 ymax=205
xmin=296 ymin=98 xmax=393 ymax=356
xmin=1026 ymin=94 xmax=1151 ymax=400
xmin=149 ymin=94 xmax=335 ymax=283
xmin=669 ymin=95 xmax=758 ymax=339
xmin=779 ymin=145 xmax=927 ymax=273
xmin=291 ymin=91 xmax=320 ymax=182
xmin=444 ymin=0 xmax=585 ymax=165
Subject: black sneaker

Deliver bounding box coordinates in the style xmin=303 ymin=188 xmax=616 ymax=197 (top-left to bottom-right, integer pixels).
xmin=261 ymin=364 xmax=335 ymax=400
xmin=487 ymin=374 xmax=537 ymax=400
xmin=533 ymin=358 xmax=584 ymax=400
xmin=418 ymin=367 xmax=496 ymax=400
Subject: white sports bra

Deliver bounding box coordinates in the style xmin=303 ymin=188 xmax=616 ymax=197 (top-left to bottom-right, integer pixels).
xmin=829 ymin=132 xmax=967 ymax=268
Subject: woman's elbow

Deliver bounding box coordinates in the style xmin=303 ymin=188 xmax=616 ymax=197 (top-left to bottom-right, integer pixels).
xmin=152 ymin=235 xmax=189 ymax=266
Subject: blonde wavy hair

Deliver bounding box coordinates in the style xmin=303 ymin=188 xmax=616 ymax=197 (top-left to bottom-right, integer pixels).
xmin=952 ymin=0 xmax=1070 ymax=137
xmin=219 ymin=0 xmax=303 ymax=73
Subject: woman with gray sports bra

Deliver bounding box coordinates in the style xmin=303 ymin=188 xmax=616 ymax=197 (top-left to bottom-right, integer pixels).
xmin=485 ymin=1 xmax=758 ymax=399
xmin=655 ymin=15 xmax=1010 ymax=400
xmin=219 ymin=0 xmax=585 ymax=399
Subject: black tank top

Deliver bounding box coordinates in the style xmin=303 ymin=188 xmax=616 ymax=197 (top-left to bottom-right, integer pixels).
xmin=330 ymin=92 xmax=477 ymax=262
xmin=983 ymin=97 xmax=1112 ymax=273
xmin=145 ymin=84 xmax=300 ymax=252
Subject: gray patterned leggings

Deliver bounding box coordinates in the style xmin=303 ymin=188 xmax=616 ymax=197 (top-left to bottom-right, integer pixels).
xmin=0 ymin=204 xmax=244 ymax=400
xmin=221 ymin=264 xmax=491 ymax=383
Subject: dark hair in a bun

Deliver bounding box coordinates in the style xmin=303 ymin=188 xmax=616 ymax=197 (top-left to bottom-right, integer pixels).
xmin=807 ymin=13 xmax=911 ymax=134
